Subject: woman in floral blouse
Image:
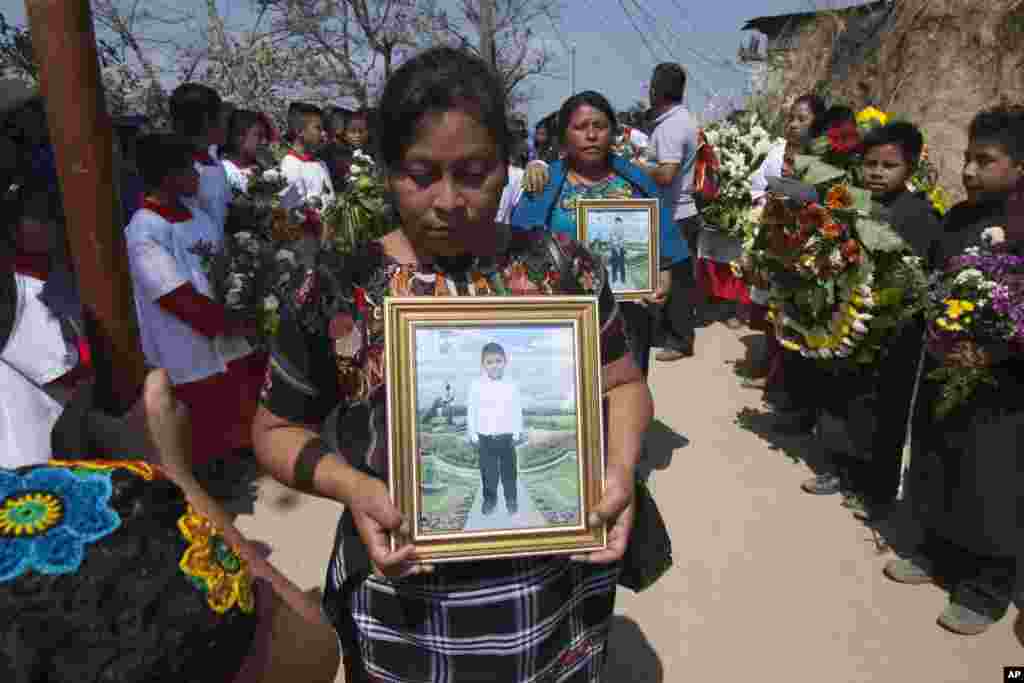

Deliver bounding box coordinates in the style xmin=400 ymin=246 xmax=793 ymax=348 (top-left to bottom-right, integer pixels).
xmin=252 ymin=47 xmax=652 ymax=682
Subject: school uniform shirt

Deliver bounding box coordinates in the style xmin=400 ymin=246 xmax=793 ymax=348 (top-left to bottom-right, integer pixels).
xmin=0 ymin=273 xmax=78 ymax=469
xmin=497 ymin=165 xmax=525 ymax=224
xmin=280 ymin=150 xmax=335 ymax=205
xmin=1 ymin=273 xmax=80 ymax=386
xmin=650 ymin=104 xmax=700 ymax=221
xmin=124 ymin=202 xmax=251 ymax=386
xmin=749 ymin=141 xmax=786 ymax=204
xmin=184 ymin=149 xmax=231 ymax=237
xmin=466 ymin=374 xmax=524 ymax=439
xmin=222 ymin=158 xmax=255 ymax=195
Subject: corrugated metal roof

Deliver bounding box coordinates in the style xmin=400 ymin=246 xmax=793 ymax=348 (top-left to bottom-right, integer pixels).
xmin=742 ymin=1 xmax=889 ymax=36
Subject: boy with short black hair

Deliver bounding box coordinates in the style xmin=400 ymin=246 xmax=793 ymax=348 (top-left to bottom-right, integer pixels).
xmin=466 ymin=342 xmax=525 ymax=516
xmin=169 ymin=83 xmax=231 ymax=236
xmin=861 ymin=121 xmax=942 ymax=260
xmin=343 ymin=108 xmax=372 ymax=153
xmin=883 ymin=104 xmax=1024 ymax=636
xmin=281 ymin=102 xmax=335 ymax=205
xmin=818 ymin=121 xmax=944 ymax=515
xmin=126 ymin=133 xmax=265 ymax=468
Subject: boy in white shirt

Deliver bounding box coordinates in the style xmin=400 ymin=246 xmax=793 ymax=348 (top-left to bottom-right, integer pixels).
xmin=125 ymin=133 xmax=265 ymax=468
xmin=466 ymin=342 xmax=525 ymax=516
xmin=169 ymin=83 xmax=232 ymax=238
xmin=280 ymin=102 xmax=335 ymax=207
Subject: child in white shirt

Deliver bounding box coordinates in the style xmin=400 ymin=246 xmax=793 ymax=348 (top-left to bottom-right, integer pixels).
xmin=221 ymin=110 xmax=274 ymax=194
xmin=170 ymin=83 xmax=232 ymax=237
xmin=125 ymin=133 xmax=266 ymax=468
xmin=280 ymin=102 xmax=335 ymax=206
xmin=466 ymin=342 xmax=525 ymax=516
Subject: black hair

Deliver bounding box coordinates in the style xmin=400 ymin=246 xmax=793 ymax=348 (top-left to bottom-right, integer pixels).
xmin=223 ymin=109 xmax=269 ymax=159
xmin=650 ymin=63 xmax=687 ymax=104
xmin=820 ymin=105 xmax=856 ymax=133
xmin=323 ymin=107 xmax=350 ymax=137
xmin=792 ymin=93 xmax=827 ymax=137
xmin=861 ymin=121 xmax=925 ymax=166
xmin=968 ymin=104 xmax=1024 ymax=164
xmin=376 ymin=47 xmax=510 ymax=171
xmin=288 ymin=102 xmax=322 ymax=138
xmin=509 ymin=139 xmax=530 ymax=168
xmin=481 ymin=342 xmax=506 ymax=361
xmin=347 ymin=108 xmax=371 ymax=126
xmin=318 ymin=142 xmax=353 ymax=188
xmin=169 ymin=83 xmax=221 ymax=138
xmin=136 ymin=134 xmax=196 ymax=191
xmin=0 ymin=466 xmax=257 ymax=682
xmin=557 ymin=91 xmax=619 ymax=145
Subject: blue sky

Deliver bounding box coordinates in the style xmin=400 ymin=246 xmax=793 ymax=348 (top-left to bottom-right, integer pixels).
xmin=0 ymin=0 xmax=854 ymax=125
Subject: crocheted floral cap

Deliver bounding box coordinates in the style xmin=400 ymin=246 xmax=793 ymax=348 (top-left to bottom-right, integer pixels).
xmin=0 ymin=460 xmax=259 ymax=681
xmin=0 ymin=463 xmax=124 ymax=582
xmin=0 ymin=459 xmax=254 ymax=615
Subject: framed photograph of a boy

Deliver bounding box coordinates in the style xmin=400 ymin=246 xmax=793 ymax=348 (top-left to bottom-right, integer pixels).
xmin=385 ymin=296 xmax=607 ymax=563
xmin=576 ymin=198 xmax=659 ymax=300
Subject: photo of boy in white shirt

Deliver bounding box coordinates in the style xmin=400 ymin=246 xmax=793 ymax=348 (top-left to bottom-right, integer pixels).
xmin=466 ymin=342 xmax=526 ymax=516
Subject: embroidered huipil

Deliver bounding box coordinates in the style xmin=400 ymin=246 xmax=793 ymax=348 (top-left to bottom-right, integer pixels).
xmin=260 ymin=229 xmax=636 ymax=683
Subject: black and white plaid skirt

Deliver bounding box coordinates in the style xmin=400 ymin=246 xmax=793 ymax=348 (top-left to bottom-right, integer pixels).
xmin=322 ymin=511 xmax=620 ymax=683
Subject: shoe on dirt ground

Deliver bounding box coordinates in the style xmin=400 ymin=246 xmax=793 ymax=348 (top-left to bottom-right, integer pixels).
xmin=883 ymin=556 xmax=935 ymax=585
xmin=938 ymin=601 xmax=997 ymax=635
xmin=801 ymin=473 xmax=842 ymax=495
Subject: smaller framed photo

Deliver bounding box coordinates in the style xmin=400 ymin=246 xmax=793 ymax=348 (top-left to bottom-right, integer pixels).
xmin=576 ymin=198 xmax=660 ymax=300
xmin=385 ymin=296 xmax=607 ymax=564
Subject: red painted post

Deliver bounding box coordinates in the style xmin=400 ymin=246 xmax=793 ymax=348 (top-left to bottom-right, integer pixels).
xmin=24 ymin=0 xmax=147 ymax=412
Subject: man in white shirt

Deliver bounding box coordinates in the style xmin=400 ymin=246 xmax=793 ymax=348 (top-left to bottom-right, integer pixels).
xmin=466 ymin=342 xmax=525 ymax=516
xmin=636 ymin=62 xmax=700 ymax=361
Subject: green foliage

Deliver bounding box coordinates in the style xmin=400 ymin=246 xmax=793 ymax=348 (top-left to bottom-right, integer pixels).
xmin=927 ymin=366 xmax=998 ymax=421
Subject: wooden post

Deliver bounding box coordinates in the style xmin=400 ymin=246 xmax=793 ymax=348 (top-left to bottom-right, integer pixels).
xmin=25 ymin=0 xmax=147 ymax=412
xmin=479 ymin=0 xmax=496 ymax=68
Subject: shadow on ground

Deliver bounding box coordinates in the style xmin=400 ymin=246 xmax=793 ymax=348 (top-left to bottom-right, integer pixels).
xmin=194 ymin=454 xmax=266 ymax=518
xmin=604 ymin=616 xmax=663 ymax=683
xmin=638 ymin=420 xmax=688 ymax=483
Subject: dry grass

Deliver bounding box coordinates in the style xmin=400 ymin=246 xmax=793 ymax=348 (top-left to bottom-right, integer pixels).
xmin=766 ymin=0 xmax=1024 ymax=202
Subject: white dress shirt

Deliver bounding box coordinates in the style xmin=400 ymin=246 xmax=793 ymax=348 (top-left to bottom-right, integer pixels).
xmin=466 ymin=375 xmax=524 ymax=439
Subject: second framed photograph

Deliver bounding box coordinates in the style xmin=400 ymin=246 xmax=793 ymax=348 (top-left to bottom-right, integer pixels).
xmin=576 ymin=198 xmax=660 ymax=300
xmin=385 ymin=296 xmax=607 ymax=563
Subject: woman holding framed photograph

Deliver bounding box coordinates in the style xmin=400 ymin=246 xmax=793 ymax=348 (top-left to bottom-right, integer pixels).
xmin=251 ymin=47 xmax=652 ymax=682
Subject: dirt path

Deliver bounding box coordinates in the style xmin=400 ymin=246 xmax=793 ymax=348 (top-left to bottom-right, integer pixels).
xmin=232 ymin=318 xmax=1021 ymax=682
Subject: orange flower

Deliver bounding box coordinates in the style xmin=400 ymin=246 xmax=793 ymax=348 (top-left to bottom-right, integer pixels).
xmin=821 ymin=222 xmax=843 ymax=240
xmin=797 ymin=203 xmax=831 ymax=232
xmin=825 ymin=184 xmax=853 ymax=210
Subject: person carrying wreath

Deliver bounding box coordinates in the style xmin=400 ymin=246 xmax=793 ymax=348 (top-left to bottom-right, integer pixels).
xmin=511 ymin=90 xmax=690 ymax=374
xmin=252 ymin=47 xmax=651 ymax=682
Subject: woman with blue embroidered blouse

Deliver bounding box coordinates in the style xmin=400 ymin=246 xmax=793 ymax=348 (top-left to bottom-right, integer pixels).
xmin=511 ymin=91 xmax=688 ymax=285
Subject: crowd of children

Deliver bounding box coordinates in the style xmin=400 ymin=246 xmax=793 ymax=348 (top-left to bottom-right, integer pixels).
xmin=737 ymin=99 xmax=1023 ymax=637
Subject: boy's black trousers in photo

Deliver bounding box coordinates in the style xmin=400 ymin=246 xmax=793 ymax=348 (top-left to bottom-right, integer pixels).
xmin=478 ymin=434 xmax=518 ymax=506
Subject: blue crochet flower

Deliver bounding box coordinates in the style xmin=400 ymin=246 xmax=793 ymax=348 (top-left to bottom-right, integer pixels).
xmin=0 ymin=466 xmax=121 ymax=582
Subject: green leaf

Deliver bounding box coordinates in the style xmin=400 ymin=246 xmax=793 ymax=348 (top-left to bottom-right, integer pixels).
xmin=874 ymin=287 xmax=904 ymax=307
xmin=798 ymin=157 xmax=847 ymax=187
xmin=855 ymin=216 xmax=907 ymax=253
xmin=848 ymin=186 xmax=874 ymax=213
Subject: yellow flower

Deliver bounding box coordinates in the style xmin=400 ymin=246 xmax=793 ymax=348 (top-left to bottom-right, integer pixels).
xmin=178 ymin=506 xmax=255 ymax=615
xmin=928 ymin=186 xmax=950 ymax=215
xmin=944 ymin=299 xmax=976 ymax=320
xmin=856 ymin=106 xmax=889 ymax=128
xmin=0 ymin=492 xmax=63 ymax=536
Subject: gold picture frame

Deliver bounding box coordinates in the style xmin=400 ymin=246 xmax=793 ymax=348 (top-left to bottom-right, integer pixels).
xmin=385 ymin=296 xmax=607 ymax=563
xmin=576 ymin=198 xmax=660 ymax=301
